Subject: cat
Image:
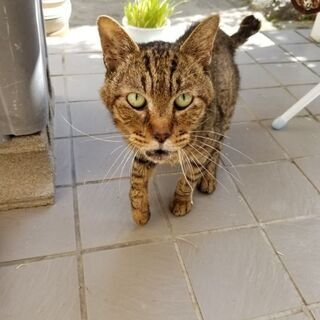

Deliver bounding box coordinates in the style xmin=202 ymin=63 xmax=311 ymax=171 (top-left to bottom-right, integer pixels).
xmin=97 ymin=14 xmax=261 ymax=225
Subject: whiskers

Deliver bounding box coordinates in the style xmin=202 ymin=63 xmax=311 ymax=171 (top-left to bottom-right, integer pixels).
xmin=59 ymin=112 xmax=124 ymax=143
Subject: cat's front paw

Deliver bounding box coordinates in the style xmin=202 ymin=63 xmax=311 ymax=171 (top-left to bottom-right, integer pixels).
xmin=132 ymin=209 xmax=150 ymax=225
xmin=197 ymin=176 xmax=216 ymax=194
xmin=170 ymin=198 xmax=192 ymax=216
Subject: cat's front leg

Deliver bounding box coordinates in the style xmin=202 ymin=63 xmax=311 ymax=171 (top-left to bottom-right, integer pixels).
xmin=171 ymin=164 xmax=200 ymax=217
xmin=130 ymin=156 xmax=156 ymax=225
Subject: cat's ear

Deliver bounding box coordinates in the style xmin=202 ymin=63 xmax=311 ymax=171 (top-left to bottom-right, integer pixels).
xmin=97 ymin=16 xmax=140 ymax=71
xmin=179 ymin=15 xmax=220 ymax=66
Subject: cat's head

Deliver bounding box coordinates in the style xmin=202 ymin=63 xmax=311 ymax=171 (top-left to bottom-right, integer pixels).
xmin=97 ymin=15 xmax=219 ymax=163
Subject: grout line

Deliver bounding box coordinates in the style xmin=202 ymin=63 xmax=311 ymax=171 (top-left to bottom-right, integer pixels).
xmin=69 ymin=103 xmax=88 ymax=320
xmin=81 ymin=236 xmax=172 ymax=255
xmin=292 ymin=160 xmax=320 ymax=194
xmin=153 ymin=179 xmax=205 ymax=320
xmin=0 ymin=251 xmax=76 ymax=267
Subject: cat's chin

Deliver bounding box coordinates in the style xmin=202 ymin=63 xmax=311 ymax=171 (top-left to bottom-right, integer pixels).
xmin=145 ymin=149 xmax=172 ymax=163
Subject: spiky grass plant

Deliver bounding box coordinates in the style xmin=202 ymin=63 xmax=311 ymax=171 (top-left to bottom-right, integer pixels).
xmin=124 ymin=0 xmax=186 ymax=28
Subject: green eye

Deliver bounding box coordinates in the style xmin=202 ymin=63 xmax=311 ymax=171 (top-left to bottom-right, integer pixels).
xmin=127 ymin=92 xmax=146 ymax=109
xmin=174 ymin=93 xmax=193 ymax=110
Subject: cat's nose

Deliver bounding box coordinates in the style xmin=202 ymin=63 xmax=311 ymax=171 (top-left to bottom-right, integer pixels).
xmin=153 ymin=131 xmax=171 ymax=143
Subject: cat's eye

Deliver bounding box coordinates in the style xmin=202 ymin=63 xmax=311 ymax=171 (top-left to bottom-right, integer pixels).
xmin=174 ymin=93 xmax=193 ymax=110
xmin=127 ymin=92 xmax=146 ymax=109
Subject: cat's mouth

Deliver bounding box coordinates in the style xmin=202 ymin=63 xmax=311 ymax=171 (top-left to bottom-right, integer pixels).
xmin=145 ymin=149 xmax=170 ymax=162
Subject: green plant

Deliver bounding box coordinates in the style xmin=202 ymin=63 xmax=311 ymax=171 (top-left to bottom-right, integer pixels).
xmin=124 ymin=0 xmax=186 ymax=28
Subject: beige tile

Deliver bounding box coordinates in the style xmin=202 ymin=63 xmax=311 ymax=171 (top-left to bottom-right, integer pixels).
xmin=224 ymin=122 xmax=286 ymax=165
xmin=231 ymin=98 xmax=256 ymax=122
xmin=247 ymin=46 xmax=295 ymax=63
xmin=295 ymin=156 xmax=320 ymax=191
xmin=266 ymin=217 xmax=320 ymax=303
xmin=0 ymin=257 xmax=80 ymax=320
xmin=262 ymin=63 xmax=319 ymax=86
xmin=236 ymin=162 xmax=320 ymax=222
xmin=178 ymin=228 xmax=300 ymax=320
xmin=155 ymin=171 xmax=254 ymax=234
xmin=51 ymin=76 xmax=66 ymax=103
xmin=83 ymin=243 xmax=197 ymax=320
xmin=0 ymin=188 xmax=75 ymax=262
xmin=54 ymin=103 xmax=71 ymax=138
xmin=281 ymin=314 xmax=309 ymax=320
xmin=77 ymin=180 xmax=169 ymax=249
xmin=240 ymin=87 xmax=307 ymax=120
xmin=239 ymin=64 xmax=280 ymax=89
xmin=48 ymin=54 xmax=63 ymax=75
xmin=66 ymin=74 xmax=104 ymax=101
xmin=64 ymin=53 xmax=104 ymax=75
xmin=54 ymin=138 xmax=72 ymax=186
xmin=263 ymin=118 xmax=320 ymax=158
xmin=264 ymin=30 xmax=309 ymax=44
xmin=312 ymin=307 xmax=320 ymax=320
xmin=70 ymin=101 xmax=116 ymax=136
xmin=287 ymin=84 xmax=320 ymax=115
xmin=282 ymin=44 xmax=320 ymax=62
xmin=73 ymin=137 xmax=130 ymax=183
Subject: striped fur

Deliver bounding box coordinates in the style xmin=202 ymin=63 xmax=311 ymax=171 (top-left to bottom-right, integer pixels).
xmin=97 ymin=15 xmax=261 ymax=225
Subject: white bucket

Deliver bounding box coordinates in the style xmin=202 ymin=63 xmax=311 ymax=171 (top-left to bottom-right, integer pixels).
xmin=122 ymin=17 xmax=171 ymax=43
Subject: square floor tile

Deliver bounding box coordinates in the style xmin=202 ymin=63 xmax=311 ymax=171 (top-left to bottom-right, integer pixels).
xmin=54 ymin=103 xmax=71 ymax=138
xmin=155 ymin=171 xmax=254 ymax=234
xmin=263 ymin=118 xmax=320 ymax=158
xmin=246 ymin=46 xmax=295 ymax=63
xmin=312 ymin=307 xmax=320 ymax=320
xmin=306 ymin=62 xmax=320 ymax=76
xmin=266 ymin=217 xmax=320 ymax=303
xmin=178 ymin=228 xmax=300 ymax=320
xmin=264 ymin=30 xmax=309 ymax=44
xmin=0 ymin=257 xmax=80 ymax=320
xmin=49 ymin=54 xmax=63 ymax=75
xmin=239 ymin=64 xmax=280 ymax=89
xmin=235 ymin=51 xmax=255 ymax=64
xmin=231 ymin=98 xmax=256 ymax=122
xmin=286 ymin=84 xmax=320 ymax=115
xmin=51 ymin=76 xmax=66 ymax=103
xmin=282 ymin=44 xmax=320 ymax=62
xmin=262 ymin=63 xmax=319 ymax=86
xmin=64 ymin=53 xmax=104 ymax=75
xmin=73 ymin=137 xmax=130 ymax=183
xmin=295 ymin=156 xmax=320 ymax=191
xmin=66 ymin=74 xmax=104 ymax=101
xmin=70 ymin=101 xmax=116 ymax=136
xmin=0 ymin=188 xmax=75 ymax=262
xmin=224 ymin=122 xmax=286 ymax=165
xmin=236 ymin=162 xmax=320 ymax=222
xmin=240 ymin=87 xmax=307 ymax=120
xmin=77 ymin=180 xmax=169 ymax=249
xmin=54 ymin=138 xmax=72 ymax=186
xmin=83 ymin=243 xmax=197 ymax=320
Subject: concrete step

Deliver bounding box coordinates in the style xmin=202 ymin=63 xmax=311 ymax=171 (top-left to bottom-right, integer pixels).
xmin=0 ymin=124 xmax=55 ymax=211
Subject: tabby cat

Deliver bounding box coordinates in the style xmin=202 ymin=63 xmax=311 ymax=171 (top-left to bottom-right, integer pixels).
xmin=97 ymin=15 xmax=261 ymax=225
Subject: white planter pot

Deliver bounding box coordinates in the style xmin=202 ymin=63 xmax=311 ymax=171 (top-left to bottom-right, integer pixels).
xmin=122 ymin=17 xmax=171 ymax=43
xmin=42 ymin=0 xmax=72 ymax=35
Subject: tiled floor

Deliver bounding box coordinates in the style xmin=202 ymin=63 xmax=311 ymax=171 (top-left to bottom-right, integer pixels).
xmin=1 ymin=3 xmax=320 ymax=320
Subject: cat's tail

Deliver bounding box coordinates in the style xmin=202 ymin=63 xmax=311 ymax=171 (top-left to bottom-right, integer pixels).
xmin=231 ymin=15 xmax=261 ymax=48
